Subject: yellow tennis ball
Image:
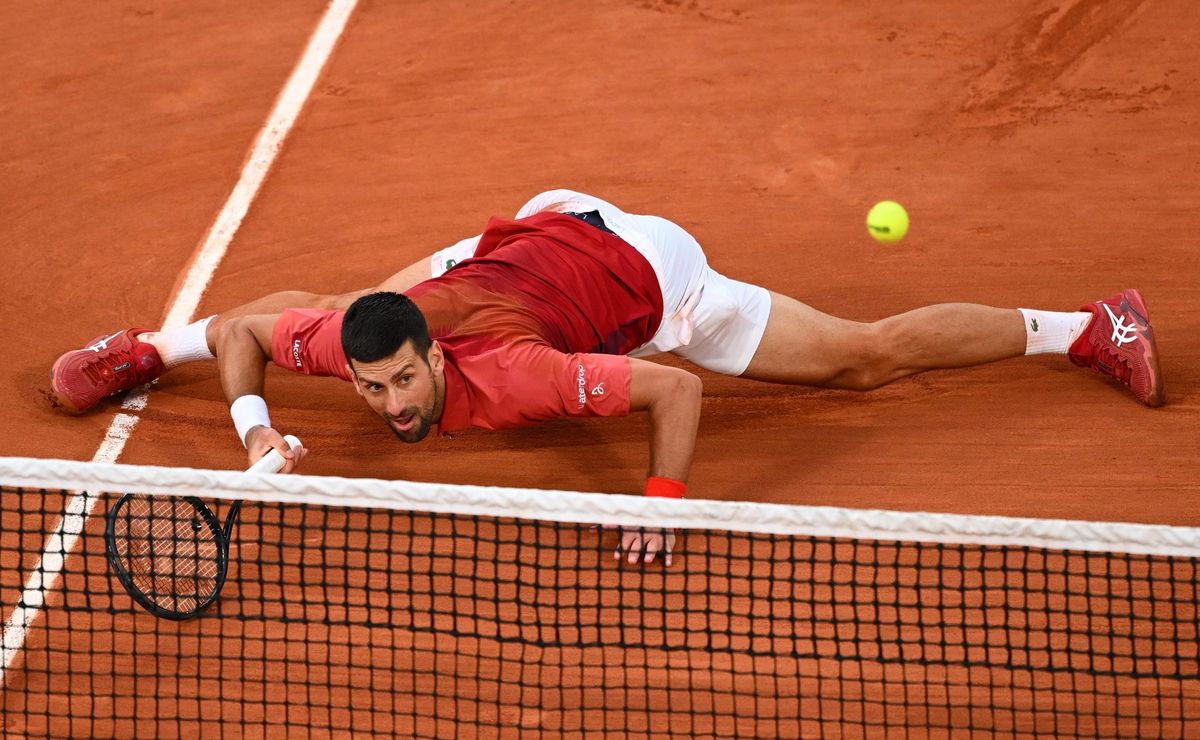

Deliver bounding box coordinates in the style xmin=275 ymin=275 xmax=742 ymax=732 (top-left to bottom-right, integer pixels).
xmin=866 ymin=200 xmax=909 ymax=244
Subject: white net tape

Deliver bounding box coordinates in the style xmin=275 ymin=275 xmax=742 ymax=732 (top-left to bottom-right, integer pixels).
xmin=2 ymin=455 xmax=1198 ymax=557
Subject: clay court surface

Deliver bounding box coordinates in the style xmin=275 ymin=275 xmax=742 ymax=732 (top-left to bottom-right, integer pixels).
xmin=1 ymin=0 xmax=1197 ymax=735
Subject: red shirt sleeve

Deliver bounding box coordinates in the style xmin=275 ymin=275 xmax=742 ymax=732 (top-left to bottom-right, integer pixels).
xmin=446 ymin=341 xmax=631 ymax=430
xmin=270 ymin=309 xmax=352 ymax=381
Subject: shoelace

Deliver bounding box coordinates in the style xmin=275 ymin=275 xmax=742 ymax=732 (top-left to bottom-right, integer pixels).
xmin=1094 ymin=344 xmax=1133 ymax=386
xmin=79 ymin=347 xmax=136 ymax=388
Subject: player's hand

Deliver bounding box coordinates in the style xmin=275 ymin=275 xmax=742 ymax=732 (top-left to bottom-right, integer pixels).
xmin=615 ymin=526 xmax=676 ymax=567
xmin=244 ymin=425 xmax=306 ymax=474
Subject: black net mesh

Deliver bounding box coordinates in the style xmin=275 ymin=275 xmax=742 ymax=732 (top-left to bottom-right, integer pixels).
xmin=2 ymin=484 xmax=1198 ymax=738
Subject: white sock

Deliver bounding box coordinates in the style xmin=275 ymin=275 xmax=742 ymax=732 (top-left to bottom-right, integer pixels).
xmin=140 ymin=316 xmax=216 ymax=369
xmin=1017 ymin=308 xmax=1093 ymax=355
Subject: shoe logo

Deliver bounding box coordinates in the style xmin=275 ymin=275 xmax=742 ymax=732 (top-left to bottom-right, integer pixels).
xmin=1030 ymin=318 xmax=1039 ymax=333
xmin=86 ymin=332 xmax=124 ymax=353
xmin=591 ymin=382 xmax=606 ymax=397
xmin=1102 ymin=304 xmax=1138 ymax=347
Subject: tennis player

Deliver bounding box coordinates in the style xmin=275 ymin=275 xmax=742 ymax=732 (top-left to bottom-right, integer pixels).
xmin=49 ymin=190 xmax=1165 ymax=564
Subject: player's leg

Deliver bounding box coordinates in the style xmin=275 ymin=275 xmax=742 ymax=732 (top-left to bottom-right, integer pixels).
xmin=609 ymin=204 xmax=1020 ymax=387
xmin=570 ymin=192 xmax=1162 ymax=405
xmin=133 ymin=290 xmax=362 ymax=374
xmin=47 ymin=287 xmax=357 ymax=413
xmin=690 ymin=280 xmax=1162 ymax=406
xmin=48 ymin=231 xmax=487 ymax=414
xmin=48 ymin=249 xmax=447 ymax=413
xmin=740 ymin=292 xmax=1028 ymax=390
xmin=147 ymin=246 xmax=455 ymax=367
xmin=597 ymin=197 xmax=1161 ymax=404
xmin=198 ymin=289 xmax=364 ymax=340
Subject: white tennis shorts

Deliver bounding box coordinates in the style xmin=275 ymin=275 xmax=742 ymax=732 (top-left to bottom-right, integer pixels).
xmin=431 ymin=189 xmax=772 ymax=376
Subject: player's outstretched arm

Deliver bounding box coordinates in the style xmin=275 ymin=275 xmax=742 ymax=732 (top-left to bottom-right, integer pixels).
xmin=628 ymin=358 xmax=703 ymax=482
xmin=215 ymin=314 xmax=305 ymax=472
xmin=622 ymin=358 xmax=703 ymax=566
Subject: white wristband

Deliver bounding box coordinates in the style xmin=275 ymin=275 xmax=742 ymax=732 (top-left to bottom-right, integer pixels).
xmin=230 ymin=395 xmax=271 ymax=447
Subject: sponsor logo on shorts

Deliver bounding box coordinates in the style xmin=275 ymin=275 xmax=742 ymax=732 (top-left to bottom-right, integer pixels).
xmin=576 ymin=364 xmax=587 ymax=408
xmin=292 ymin=339 xmax=303 ymax=370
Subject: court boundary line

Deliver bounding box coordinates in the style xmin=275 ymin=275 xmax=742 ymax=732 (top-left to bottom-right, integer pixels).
xmin=0 ymin=0 xmax=359 ymax=685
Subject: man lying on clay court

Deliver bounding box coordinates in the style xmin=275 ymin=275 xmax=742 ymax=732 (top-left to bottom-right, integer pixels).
xmin=49 ymin=189 xmax=1165 ymax=565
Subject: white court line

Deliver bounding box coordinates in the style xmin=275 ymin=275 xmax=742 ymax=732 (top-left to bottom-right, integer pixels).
xmin=0 ymin=0 xmax=359 ymax=685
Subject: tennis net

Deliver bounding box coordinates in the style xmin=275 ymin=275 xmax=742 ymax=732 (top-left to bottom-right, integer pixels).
xmin=1 ymin=456 xmax=1198 ymax=738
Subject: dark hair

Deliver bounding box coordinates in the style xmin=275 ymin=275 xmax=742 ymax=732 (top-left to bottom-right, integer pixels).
xmin=341 ymin=292 xmax=432 ymax=364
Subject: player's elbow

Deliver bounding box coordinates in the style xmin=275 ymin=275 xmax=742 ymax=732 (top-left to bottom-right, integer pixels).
xmin=629 ymin=360 xmax=702 ymax=413
xmin=678 ymin=370 xmax=703 ymax=402
xmin=661 ymin=369 xmax=703 ymax=411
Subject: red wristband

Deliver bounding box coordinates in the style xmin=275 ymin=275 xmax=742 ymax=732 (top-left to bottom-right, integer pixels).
xmin=644 ymin=476 xmax=687 ymax=499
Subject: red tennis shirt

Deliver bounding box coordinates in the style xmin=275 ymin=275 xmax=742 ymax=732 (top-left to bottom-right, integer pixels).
xmin=270 ymin=212 xmax=664 ymax=433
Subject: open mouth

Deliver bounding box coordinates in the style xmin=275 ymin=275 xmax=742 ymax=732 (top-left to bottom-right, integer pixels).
xmin=390 ymin=413 xmax=418 ymax=433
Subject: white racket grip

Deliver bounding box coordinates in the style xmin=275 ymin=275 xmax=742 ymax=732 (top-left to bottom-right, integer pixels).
xmin=247 ymin=434 xmax=303 ymax=474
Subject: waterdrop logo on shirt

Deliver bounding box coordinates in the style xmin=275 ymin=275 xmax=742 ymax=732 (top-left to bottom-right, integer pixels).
xmin=576 ymin=364 xmax=587 ymax=408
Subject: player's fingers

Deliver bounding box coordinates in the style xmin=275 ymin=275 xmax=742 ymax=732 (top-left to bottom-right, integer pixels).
xmin=250 ymin=429 xmax=295 ymax=472
xmin=291 ymin=444 xmax=307 ymax=464
xmin=273 ymin=438 xmax=298 ymax=473
xmin=664 ymin=530 xmax=676 ymax=567
xmin=281 ymin=444 xmax=307 ymax=474
xmin=621 ymin=529 xmax=644 ymax=564
xmin=613 ymin=528 xmax=629 ymax=560
xmin=642 ymin=531 xmax=661 ymax=563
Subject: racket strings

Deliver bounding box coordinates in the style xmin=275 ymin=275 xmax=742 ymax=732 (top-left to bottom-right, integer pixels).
xmin=112 ymin=496 xmax=221 ymax=612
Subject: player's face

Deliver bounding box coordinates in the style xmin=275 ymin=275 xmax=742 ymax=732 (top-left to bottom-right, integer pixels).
xmin=349 ymin=340 xmax=445 ymax=444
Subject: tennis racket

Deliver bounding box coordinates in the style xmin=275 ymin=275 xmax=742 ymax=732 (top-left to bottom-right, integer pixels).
xmin=104 ymin=435 xmax=302 ymax=620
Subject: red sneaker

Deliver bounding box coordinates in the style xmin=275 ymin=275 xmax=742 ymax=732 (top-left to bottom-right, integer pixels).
xmin=49 ymin=328 xmax=164 ymax=414
xmin=1068 ymin=289 xmax=1164 ymax=407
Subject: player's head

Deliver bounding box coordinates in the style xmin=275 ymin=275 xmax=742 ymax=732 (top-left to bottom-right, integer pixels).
xmin=342 ymin=292 xmax=445 ymax=443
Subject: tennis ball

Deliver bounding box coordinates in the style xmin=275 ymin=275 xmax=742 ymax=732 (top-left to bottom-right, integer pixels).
xmin=866 ymin=200 xmax=909 ymax=244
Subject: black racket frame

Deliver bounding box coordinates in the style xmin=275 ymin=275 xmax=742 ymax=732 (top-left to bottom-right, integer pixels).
xmin=104 ymin=495 xmax=243 ymax=620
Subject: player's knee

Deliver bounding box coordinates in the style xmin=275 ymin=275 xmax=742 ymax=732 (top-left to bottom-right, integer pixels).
xmin=834 ymin=323 xmax=894 ymax=391
xmin=310 ymin=293 xmax=341 ymax=310
xmin=680 ymin=369 xmax=703 ymax=398
xmin=264 ymin=290 xmax=342 ymax=311
xmin=859 ymin=319 xmax=917 ymax=389
xmin=317 ymin=291 xmax=368 ymax=311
